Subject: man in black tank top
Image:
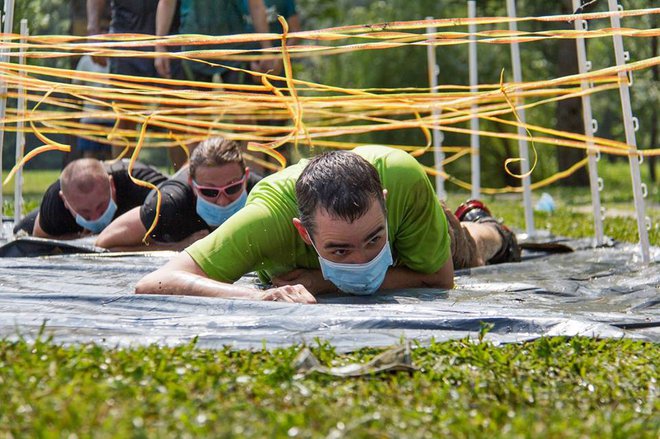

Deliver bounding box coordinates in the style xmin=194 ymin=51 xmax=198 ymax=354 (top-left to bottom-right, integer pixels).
xmin=14 ymin=159 xmax=167 ymax=239
xmin=96 ymin=137 xmax=262 ymax=251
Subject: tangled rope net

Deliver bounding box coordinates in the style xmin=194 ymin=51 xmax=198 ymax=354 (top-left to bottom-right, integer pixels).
xmin=1 ymin=7 xmax=658 ymax=195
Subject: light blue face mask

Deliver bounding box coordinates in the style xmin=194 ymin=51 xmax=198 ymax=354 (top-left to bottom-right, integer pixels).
xmin=196 ymin=190 xmax=248 ymax=227
xmin=74 ymin=197 xmax=117 ymax=234
xmin=314 ymin=237 xmax=394 ymax=295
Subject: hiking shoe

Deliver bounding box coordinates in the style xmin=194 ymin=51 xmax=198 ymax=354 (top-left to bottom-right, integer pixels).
xmin=455 ymin=199 xmax=521 ymax=264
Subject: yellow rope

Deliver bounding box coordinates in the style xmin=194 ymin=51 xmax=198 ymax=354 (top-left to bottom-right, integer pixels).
xmin=0 ymin=11 xmax=657 ymax=196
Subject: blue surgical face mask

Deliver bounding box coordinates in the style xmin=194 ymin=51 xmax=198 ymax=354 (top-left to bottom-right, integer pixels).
xmin=313 ymin=235 xmax=394 ymax=295
xmin=196 ymin=190 xmax=247 ymax=227
xmin=74 ymin=197 xmax=117 ymax=234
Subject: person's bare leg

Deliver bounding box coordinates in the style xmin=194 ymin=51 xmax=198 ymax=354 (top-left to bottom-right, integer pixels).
xmin=461 ymin=222 xmax=503 ymax=265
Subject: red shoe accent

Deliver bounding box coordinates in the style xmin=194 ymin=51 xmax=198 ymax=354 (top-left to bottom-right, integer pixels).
xmin=454 ymin=199 xmax=492 ymax=222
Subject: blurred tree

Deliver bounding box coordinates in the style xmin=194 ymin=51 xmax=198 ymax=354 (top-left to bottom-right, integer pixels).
xmin=1 ymin=0 xmax=72 ymax=170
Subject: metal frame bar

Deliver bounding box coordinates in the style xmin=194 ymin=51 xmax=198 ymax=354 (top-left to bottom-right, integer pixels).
xmin=506 ymin=0 xmax=535 ymax=237
xmin=607 ymin=0 xmax=650 ymax=263
xmin=0 ymin=0 xmax=15 ymax=236
xmin=571 ymin=0 xmax=605 ymax=246
xmin=468 ymin=1 xmax=481 ymax=200
xmin=14 ymin=19 xmax=28 ymax=225
xmin=426 ymin=18 xmax=446 ymax=200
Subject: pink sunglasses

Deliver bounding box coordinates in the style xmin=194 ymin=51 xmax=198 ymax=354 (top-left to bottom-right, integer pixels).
xmin=192 ymin=172 xmax=248 ymax=199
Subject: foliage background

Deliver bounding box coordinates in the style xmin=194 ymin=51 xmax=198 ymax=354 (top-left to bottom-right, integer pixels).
xmin=294 ymin=0 xmax=658 ymax=188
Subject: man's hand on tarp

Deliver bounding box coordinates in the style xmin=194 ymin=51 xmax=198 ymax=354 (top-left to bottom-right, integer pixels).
xmin=272 ymin=269 xmax=339 ymax=296
xmin=260 ymin=284 xmax=317 ymax=304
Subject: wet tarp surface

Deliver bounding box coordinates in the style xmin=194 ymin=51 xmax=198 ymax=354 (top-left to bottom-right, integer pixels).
xmin=0 ymin=238 xmax=657 ymax=351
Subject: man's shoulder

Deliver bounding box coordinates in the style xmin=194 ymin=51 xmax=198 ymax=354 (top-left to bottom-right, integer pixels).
xmin=144 ymin=177 xmax=193 ymax=210
xmin=251 ymin=160 xmax=306 ymax=189
xmin=104 ymin=159 xmax=167 ymax=184
xmin=353 ymin=145 xmax=419 ymax=171
xmin=159 ymin=177 xmax=193 ymax=199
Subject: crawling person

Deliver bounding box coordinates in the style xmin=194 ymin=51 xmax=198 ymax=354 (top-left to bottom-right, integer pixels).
xmin=136 ymin=146 xmax=520 ymax=303
xmin=96 ymin=137 xmax=262 ymax=251
xmin=14 ymin=158 xmax=166 ymax=240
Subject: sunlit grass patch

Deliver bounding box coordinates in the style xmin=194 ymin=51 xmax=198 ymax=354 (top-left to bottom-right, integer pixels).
xmin=0 ymin=335 xmax=657 ymax=437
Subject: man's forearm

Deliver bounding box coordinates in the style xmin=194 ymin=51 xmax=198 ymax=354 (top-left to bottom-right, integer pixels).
xmin=86 ymin=0 xmax=107 ymax=35
xmin=135 ymin=270 xmax=263 ymax=300
xmin=380 ymin=264 xmax=454 ymax=291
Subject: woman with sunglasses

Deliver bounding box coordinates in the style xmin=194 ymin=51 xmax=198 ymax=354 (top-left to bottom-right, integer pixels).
xmin=95 ymin=137 xmax=262 ymax=251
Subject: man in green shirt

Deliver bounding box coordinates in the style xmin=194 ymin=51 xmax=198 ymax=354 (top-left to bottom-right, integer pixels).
xmin=136 ymin=146 xmax=520 ymax=303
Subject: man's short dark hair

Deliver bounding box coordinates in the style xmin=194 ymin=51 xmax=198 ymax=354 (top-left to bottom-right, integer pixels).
xmin=295 ymin=150 xmax=385 ymax=235
xmin=189 ymin=137 xmax=246 ymax=180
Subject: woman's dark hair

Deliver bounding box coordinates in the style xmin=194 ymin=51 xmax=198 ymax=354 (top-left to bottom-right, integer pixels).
xmin=295 ymin=151 xmax=385 ymax=235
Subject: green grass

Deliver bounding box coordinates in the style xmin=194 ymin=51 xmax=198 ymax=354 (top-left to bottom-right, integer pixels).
xmin=1 ymin=169 xmax=61 ymax=197
xmin=1 ymin=335 xmax=657 ymax=437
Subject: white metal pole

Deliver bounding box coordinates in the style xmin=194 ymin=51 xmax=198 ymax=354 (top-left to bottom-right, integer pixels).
xmin=426 ymin=17 xmax=446 ymax=200
xmin=506 ymin=0 xmax=535 ymax=237
xmin=572 ymin=0 xmax=605 ymax=246
xmin=0 ymin=0 xmax=15 ymax=235
xmin=14 ymin=19 xmax=27 ymax=225
xmin=607 ymin=0 xmax=650 ymax=263
xmin=468 ymin=1 xmax=480 ymax=200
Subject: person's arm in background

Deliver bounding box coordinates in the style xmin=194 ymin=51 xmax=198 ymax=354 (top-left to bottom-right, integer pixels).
xmin=286 ymin=13 xmax=301 ymax=45
xmin=248 ymin=0 xmax=276 ymax=73
xmin=135 ymin=251 xmax=316 ymax=303
xmin=284 ymin=0 xmax=301 ymax=46
xmin=95 ymin=207 xmax=208 ymax=251
xmin=86 ymin=0 xmax=106 ymax=36
xmin=32 ymin=213 xmax=87 ymax=240
xmin=155 ymin=0 xmax=178 ymax=78
xmin=86 ymin=0 xmax=108 ymax=66
xmin=32 ymin=213 xmax=57 ymax=239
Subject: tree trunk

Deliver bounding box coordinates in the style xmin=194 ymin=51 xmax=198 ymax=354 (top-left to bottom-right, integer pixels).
xmin=556 ymin=0 xmax=589 ymax=186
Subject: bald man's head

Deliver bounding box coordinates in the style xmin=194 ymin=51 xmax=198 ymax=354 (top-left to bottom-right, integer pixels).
xmin=59 ymin=159 xmax=114 ymax=221
xmin=60 ymin=159 xmax=108 ymax=197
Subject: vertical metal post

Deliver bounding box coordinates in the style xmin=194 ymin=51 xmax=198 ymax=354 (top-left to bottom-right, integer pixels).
xmin=0 ymin=0 xmax=15 ymax=234
xmin=607 ymin=0 xmax=650 ymax=263
xmin=468 ymin=1 xmax=480 ymax=199
xmin=506 ymin=0 xmax=535 ymax=237
xmin=572 ymin=0 xmax=605 ymax=246
xmin=426 ymin=17 xmax=446 ymax=200
xmin=14 ymin=19 xmax=28 ymax=225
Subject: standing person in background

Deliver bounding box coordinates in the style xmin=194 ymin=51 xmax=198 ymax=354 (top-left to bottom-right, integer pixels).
xmin=86 ymin=0 xmax=185 ymax=169
xmin=154 ymin=0 xmax=275 ymax=173
xmin=73 ymin=52 xmax=113 ymax=160
xmin=246 ymin=0 xmax=300 ymax=76
xmin=243 ymin=0 xmax=301 ymax=167
xmin=155 ymin=0 xmax=275 ymax=83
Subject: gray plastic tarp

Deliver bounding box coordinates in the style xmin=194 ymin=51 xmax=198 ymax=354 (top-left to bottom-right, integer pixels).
xmin=0 ymin=239 xmax=658 ymax=351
